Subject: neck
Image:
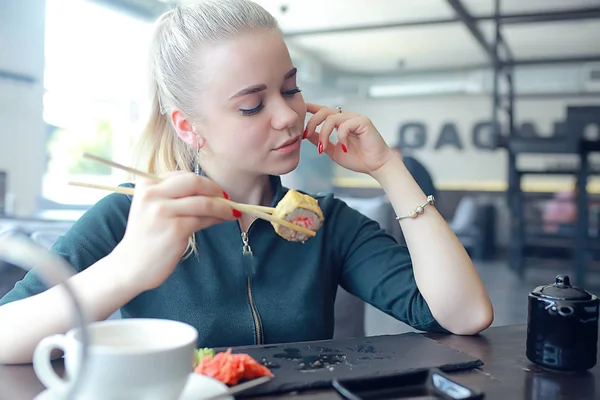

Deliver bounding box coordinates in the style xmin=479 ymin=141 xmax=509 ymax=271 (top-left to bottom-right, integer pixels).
xmin=200 ymin=162 xmax=273 ymax=206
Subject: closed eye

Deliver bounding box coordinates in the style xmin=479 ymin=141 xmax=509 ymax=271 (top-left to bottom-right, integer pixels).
xmin=239 ymin=103 xmax=265 ymax=116
xmin=239 ymin=87 xmax=301 ymax=116
xmin=282 ymin=88 xmax=302 ymax=97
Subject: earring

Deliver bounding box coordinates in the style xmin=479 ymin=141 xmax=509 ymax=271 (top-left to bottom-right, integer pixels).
xmin=194 ymin=145 xmax=201 ymax=175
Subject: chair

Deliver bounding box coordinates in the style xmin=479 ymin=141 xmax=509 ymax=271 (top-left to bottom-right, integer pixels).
xmin=449 ymin=197 xmax=480 ymax=238
xmin=449 ymin=196 xmax=497 ymax=260
xmin=333 ymin=195 xmax=409 ymax=338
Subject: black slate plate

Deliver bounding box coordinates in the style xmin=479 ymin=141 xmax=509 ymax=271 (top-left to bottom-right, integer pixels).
xmin=214 ymin=333 xmax=483 ymax=397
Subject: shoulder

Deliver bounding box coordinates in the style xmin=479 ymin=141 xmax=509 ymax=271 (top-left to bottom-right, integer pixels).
xmin=73 ymin=183 xmax=133 ymax=234
xmin=51 ymin=183 xmax=134 ymax=267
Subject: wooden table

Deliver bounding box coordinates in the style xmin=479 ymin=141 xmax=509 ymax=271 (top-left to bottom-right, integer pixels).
xmin=425 ymin=325 xmax=599 ymax=400
xmin=0 ymin=325 xmax=598 ymax=400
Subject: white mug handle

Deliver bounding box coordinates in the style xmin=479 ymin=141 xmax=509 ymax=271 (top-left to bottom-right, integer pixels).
xmin=33 ymin=334 xmax=76 ymax=393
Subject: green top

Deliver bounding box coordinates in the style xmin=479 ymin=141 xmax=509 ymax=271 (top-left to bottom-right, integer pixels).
xmin=0 ymin=175 xmax=447 ymax=347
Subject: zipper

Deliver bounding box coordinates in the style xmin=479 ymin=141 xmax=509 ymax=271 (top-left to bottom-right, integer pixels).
xmin=240 ymin=220 xmax=263 ymax=345
xmin=241 ymin=231 xmax=252 ymax=256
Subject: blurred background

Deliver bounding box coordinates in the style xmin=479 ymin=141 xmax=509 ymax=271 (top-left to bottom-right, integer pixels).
xmin=1 ymin=0 xmax=600 ymax=337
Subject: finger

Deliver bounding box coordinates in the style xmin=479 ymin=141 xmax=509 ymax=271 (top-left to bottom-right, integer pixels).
xmin=176 ymin=216 xmax=232 ymax=236
xmin=162 ymin=195 xmax=238 ymax=221
xmin=318 ymin=113 xmax=352 ymax=154
xmin=311 ymin=136 xmax=337 ymax=160
xmin=337 ymin=119 xmax=356 ymax=153
xmin=336 ymin=116 xmax=371 ymax=152
xmin=304 ymin=125 xmax=336 ymax=158
xmin=151 ymin=173 xmax=225 ymax=200
xmin=305 ymin=102 xmax=326 ymax=115
xmin=304 ymin=107 xmax=331 ymax=140
xmin=134 ymin=176 xmax=161 ymax=191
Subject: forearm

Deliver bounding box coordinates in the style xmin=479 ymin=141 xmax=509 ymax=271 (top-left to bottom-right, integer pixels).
xmin=372 ymin=154 xmax=493 ymax=335
xmin=0 ymin=246 xmax=142 ymax=364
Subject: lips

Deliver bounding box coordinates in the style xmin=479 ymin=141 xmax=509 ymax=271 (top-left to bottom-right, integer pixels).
xmin=276 ymin=137 xmax=300 ymax=150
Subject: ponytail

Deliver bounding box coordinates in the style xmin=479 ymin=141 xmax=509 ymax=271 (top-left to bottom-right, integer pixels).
xmin=132 ymin=84 xmax=194 ymax=177
xmin=132 ymin=83 xmax=199 ymax=259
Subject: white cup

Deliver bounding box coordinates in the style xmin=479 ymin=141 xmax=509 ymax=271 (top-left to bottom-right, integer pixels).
xmin=33 ymin=318 xmax=198 ymax=399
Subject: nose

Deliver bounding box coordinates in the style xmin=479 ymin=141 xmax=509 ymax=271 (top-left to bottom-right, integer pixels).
xmin=271 ymin=99 xmax=299 ymax=132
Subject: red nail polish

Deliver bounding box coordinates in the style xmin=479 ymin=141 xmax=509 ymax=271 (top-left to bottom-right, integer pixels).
xmin=342 ymin=144 xmax=347 ymax=153
xmin=318 ymin=142 xmax=323 ymax=154
xmin=233 ymin=209 xmax=242 ymax=218
xmin=222 ymin=191 xmax=230 ymax=200
xmin=302 ymin=129 xmax=308 ymax=139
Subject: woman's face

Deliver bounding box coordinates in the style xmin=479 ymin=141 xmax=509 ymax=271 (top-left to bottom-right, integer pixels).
xmin=194 ymin=28 xmax=307 ymax=176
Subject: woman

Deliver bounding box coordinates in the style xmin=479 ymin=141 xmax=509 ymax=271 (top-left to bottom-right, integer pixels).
xmin=0 ymin=0 xmax=492 ymax=364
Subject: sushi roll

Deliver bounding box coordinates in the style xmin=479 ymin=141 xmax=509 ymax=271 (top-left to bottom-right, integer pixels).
xmin=271 ymin=190 xmax=324 ymax=242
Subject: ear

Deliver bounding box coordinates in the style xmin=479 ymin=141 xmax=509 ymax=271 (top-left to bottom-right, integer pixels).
xmin=170 ymin=109 xmax=205 ymax=148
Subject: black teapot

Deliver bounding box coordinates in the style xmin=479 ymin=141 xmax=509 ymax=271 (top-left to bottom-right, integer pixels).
xmin=526 ymin=274 xmax=599 ymax=372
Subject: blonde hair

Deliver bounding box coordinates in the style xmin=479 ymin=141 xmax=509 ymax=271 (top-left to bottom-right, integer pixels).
xmin=132 ymin=0 xmax=280 ymax=257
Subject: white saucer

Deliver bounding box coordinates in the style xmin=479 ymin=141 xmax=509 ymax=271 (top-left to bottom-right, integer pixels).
xmin=33 ymin=373 xmax=233 ymax=400
xmin=180 ymin=373 xmax=233 ymax=400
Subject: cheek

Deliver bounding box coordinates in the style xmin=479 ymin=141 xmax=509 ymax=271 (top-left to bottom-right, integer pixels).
xmin=228 ymin=117 xmax=272 ymax=149
xmin=292 ymin=96 xmax=307 ymax=125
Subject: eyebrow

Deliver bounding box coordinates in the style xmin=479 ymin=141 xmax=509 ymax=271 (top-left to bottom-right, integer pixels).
xmin=284 ymin=67 xmax=297 ymax=80
xmin=230 ymin=68 xmax=298 ymax=99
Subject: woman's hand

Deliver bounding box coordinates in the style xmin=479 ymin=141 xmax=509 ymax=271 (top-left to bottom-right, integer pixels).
xmin=115 ymin=172 xmax=237 ymax=292
xmin=304 ymin=103 xmax=396 ymax=175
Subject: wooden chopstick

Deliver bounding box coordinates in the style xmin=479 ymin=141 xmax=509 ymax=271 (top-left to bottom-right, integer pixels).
xmin=69 ymin=181 xmax=135 ymax=196
xmin=225 ymin=201 xmax=275 ymax=215
xmin=83 ymin=153 xmax=159 ymax=181
xmin=73 ymin=155 xmax=315 ymax=237
xmin=69 ymin=181 xmax=314 ymax=237
xmin=82 ymin=152 xmax=275 ymax=214
xmin=213 ymin=197 xmax=316 ymax=236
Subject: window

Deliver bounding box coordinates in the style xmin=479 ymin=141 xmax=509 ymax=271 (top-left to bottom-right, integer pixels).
xmin=42 ymin=0 xmax=153 ymax=206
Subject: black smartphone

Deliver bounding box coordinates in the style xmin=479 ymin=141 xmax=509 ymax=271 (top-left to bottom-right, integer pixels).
xmin=331 ymin=367 xmax=484 ymax=400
